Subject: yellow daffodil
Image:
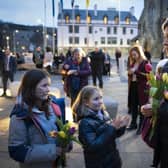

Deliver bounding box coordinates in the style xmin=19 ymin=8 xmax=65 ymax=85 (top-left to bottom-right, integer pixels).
xmin=57 ymin=131 xmax=66 ymax=138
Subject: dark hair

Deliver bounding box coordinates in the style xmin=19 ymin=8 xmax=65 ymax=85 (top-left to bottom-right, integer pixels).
xmin=18 ymin=69 xmax=50 ymax=118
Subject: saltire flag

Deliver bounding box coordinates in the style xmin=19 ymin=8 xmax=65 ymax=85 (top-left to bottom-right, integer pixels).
xmin=52 ymin=0 xmax=55 ymax=17
xmin=71 ymin=0 xmax=74 ymax=8
xmin=86 ymin=0 xmax=90 ymax=8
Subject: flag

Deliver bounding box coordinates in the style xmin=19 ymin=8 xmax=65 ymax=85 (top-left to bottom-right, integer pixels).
xmin=71 ymin=0 xmax=74 ymax=8
xmin=86 ymin=0 xmax=90 ymax=8
xmin=60 ymin=0 xmax=63 ymax=10
xmin=52 ymin=0 xmax=55 ymax=17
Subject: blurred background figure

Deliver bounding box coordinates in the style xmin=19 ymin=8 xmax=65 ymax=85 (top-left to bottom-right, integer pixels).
xmin=89 ymin=47 xmax=105 ymax=88
xmin=144 ymin=43 xmax=152 ymax=63
xmin=43 ymin=46 xmax=53 ymax=73
xmin=115 ymin=48 xmax=122 ymax=73
xmin=32 ymin=46 xmax=44 ymax=68
xmin=103 ymin=48 xmax=111 ymax=76
xmin=0 ymin=48 xmax=17 ymax=97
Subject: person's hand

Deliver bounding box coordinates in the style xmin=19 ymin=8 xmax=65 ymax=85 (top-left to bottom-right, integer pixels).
xmin=67 ymin=70 xmax=77 ymax=75
xmin=111 ymin=116 xmax=123 ymax=129
xmin=141 ymin=104 xmax=152 ymax=117
xmin=64 ymin=64 xmax=70 ymax=70
xmin=120 ymin=115 xmax=130 ymax=127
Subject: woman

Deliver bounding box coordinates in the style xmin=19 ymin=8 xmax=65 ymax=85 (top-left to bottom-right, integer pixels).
xmin=72 ymin=85 xmax=129 ymax=168
xmin=8 ymin=69 xmax=63 ymax=168
xmin=127 ymin=44 xmax=150 ymax=134
xmin=62 ymin=48 xmax=91 ymax=108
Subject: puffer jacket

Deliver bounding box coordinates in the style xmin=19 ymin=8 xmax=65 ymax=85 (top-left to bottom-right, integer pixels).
xmin=78 ymin=108 xmax=126 ymax=168
xmin=8 ymin=98 xmax=63 ymax=168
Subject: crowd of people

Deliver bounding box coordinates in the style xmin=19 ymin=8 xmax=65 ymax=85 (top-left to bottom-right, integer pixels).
xmin=1 ymin=18 xmax=168 ymax=168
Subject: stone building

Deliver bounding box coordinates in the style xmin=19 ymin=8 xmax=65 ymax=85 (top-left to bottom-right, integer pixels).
xmin=138 ymin=0 xmax=168 ymax=57
xmin=57 ymin=5 xmax=138 ymax=54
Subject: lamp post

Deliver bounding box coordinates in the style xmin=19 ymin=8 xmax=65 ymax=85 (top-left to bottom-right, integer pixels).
xmin=13 ymin=30 xmax=19 ymax=54
xmin=6 ymin=36 xmax=10 ymax=49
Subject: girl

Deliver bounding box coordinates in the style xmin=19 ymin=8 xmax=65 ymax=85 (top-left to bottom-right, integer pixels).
xmin=8 ymin=69 xmax=63 ymax=168
xmin=72 ymin=85 xmax=129 ymax=168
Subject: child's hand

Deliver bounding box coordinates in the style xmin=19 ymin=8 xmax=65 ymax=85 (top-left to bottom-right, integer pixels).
xmin=111 ymin=116 xmax=122 ymax=129
xmin=120 ymin=115 xmax=130 ymax=127
xmin=141 ymin=104 xmax=152 ymax=117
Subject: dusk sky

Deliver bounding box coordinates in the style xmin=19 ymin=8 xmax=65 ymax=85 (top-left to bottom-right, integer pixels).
xmin=0 ymin=0 xmax=144 ymax=27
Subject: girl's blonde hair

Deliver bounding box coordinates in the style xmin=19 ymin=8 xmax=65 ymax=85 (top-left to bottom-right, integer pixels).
xmin=128 ymin=44 xmax=146 ymax=65
xmin=72 ymin=85 xmax=105 ymax=121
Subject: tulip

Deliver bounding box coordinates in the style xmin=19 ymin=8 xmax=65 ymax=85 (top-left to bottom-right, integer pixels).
xmin=164 ymin=90 xmax=168 ymax=100
xmin=162 ymin=73 xmax=168 ymax=82
xmin=58 ymin=131 xmax=66 ymax=138
xmin=145 ymin=63 xmax=152 ymax=73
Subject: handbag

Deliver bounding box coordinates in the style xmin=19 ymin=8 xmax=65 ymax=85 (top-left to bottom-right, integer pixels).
xmin=141 ymin=117 xmax=156 ymax=148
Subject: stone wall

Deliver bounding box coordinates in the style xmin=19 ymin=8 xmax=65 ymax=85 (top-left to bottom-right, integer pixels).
xmin=138 ymin=0 xmax=168 ymax=57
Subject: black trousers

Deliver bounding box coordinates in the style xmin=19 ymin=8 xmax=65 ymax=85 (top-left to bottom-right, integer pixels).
xmin=2 ymin=71 xmax=14 ymax=94
xmin=92 ymin=70 xmax=103 ymax=88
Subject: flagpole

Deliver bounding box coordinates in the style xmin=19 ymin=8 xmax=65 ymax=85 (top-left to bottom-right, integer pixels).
xmin=44 ymin=0 xmax=47 ymax=55
xmin=52 ymin=0 xmax=55 ymax=56
xmin=72 ymin=5 xmax=75 ymax=47
xmin=86 ymin=7 xmax=89 ymax=50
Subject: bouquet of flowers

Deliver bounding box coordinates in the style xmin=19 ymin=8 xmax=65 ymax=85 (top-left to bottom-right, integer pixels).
xmin=145 ymin=67 xmax=168 ymax=139
xmin=49 ymin=118 xmax=81 ymax=167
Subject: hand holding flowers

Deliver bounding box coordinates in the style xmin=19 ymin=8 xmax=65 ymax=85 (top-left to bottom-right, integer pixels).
xmin=49 ymin=118 xmax=81 ymax=167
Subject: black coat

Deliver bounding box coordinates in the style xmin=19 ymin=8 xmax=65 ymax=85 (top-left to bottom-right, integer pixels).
xmin=153 ymin=100 xmax=168 ymax=168
xmin=78 ymin=109 xmax=125 ymax=168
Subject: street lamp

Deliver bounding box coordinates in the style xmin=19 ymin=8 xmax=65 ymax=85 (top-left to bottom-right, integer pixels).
xmin=6 ymin=36 xmax=10 ymax=49
xmin=13 ymin=30 xmax=19 ymax=54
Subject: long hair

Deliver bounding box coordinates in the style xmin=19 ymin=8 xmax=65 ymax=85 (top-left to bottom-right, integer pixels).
xmin=129 ymin=44 xmax=146 ymax=65
xmin=72 ymin=85 xmax=105 ymax=121
xmin=18 ymin=69 xmax=50 ymax=118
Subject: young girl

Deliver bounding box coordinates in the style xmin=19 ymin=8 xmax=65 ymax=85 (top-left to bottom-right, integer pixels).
xmin=8 ymin=69 xmax=64 ymax=168
xmin=72 ymin=85 xmax=129 ymax=168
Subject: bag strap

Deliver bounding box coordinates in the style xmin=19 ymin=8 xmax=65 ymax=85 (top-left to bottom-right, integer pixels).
xmin=51 ymin=102 xmax=62 ymax=117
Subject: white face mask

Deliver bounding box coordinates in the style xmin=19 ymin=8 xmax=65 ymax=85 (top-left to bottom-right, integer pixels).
xmin=35 ymin=77 xmax=51 ymax=101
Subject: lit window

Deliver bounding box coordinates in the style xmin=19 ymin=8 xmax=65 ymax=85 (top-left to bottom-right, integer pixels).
xmin=87 ymin=15 xmax=91 ymax=24
xmin=76 ymin=15 xmax=80 ymax=23
xmin=103 ymin=16 xmax=108 ymax=24
xmin=65 ymin=15 xmax=70 ymax=24
xmin=125 ymin=17 xmax=130 ymax=24
xmin=114 ymin=16 xmax=119 ymax=24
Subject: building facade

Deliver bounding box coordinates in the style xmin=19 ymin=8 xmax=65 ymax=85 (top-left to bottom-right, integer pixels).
xmin=138 ymin=0 xmax=168 ymax=57
xmin=57 ymin=5 xmax=138 ymax=52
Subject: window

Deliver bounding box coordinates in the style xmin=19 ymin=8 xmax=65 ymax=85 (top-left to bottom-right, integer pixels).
xmin=130 ymin=29 xmax=133 ymax=34
xmin=87 ymin=15 xmax=91 ymax=24
xmin=89 ymin=26 xmax=92 ymax=34
xmin=120 ymin=39 xmax=123 ymax=45
xmin=107 ymin=37 xmax=112 ymax=44
xmin=74 ymin=37 xmax=79 ymax=44
xmin=69 ymin=37 xmax=73 ymax=44
xmin=101 ymin=37 xmax=105 ymax=44
xmin=99 ymin=28 xmax=103 ymax=31
xmin=65 ymin=15 xmax=70 ymax=24
xmin=74 ymin=25 xmax=79 ymax=33
xmin=125 ymin=17 xmax=130 ymax=24
xmin=107 ymin=27 xmax=111 ymax=34
xmin=113 ymin=27 xmax=117 ymax=34
xmin=114 ymin=16 xmax=119 ymax=24
xmin=103 ymin=16 xmax=108 ymax=24
xmin=84 ymin=38 xmax=87 ymax=44
xmin=69 ymin=25 xmax=73 ymax=33
xmin=123 ymin=27 xmax=126 ymax=34
xmin=127 ymin=39 xmax=130 ymax=45
xmin=112 ymin=37 xmax=117 ymax=44
xmin=76 ymin=15 xmax=80 ymax=23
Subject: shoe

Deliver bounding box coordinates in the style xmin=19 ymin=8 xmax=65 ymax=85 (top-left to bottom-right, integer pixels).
xmin=126 ymin=125 xmax=137 ymax=131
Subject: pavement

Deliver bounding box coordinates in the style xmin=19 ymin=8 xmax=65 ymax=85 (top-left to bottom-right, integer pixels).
xmin=0 ymin=63 xmax=154 ymax=168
